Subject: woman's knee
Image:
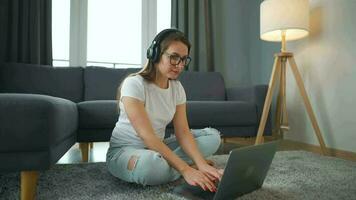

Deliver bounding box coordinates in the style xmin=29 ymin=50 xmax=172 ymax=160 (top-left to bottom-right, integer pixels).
xmin=196 ymin=127 xmax=222 ymax=157
xmin=130 ymin=150 xmax=176 ymax=185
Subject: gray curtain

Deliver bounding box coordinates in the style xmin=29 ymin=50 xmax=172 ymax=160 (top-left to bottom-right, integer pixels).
xmin=172 ymin=0 xmax=266 ymax=88
xmin=0 ymin=0 xmax=52 ymax=65
xmin=171 ymin=0 xmax=215 ymax=72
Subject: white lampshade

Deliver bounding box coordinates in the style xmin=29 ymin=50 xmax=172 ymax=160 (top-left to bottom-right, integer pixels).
xmin=260 ymin=0 xmax=309 ymax=42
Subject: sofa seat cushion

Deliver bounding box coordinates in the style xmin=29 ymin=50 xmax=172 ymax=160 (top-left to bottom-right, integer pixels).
xmin=78 ymin=100 xmax=257 ymax=130
xmin=78 ymin=100 xmax=118 ymax=129
xmin=184 ymin=101 xmax=257 ymax=127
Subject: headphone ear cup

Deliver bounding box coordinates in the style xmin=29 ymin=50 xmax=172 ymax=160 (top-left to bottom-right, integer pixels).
xmin=147 ymin=41 xmax=159 ymax=62
xmin=146 ymin=44 xmax=154 ymax=60
xmin=152 ymin=43 xmax=160 ymax=63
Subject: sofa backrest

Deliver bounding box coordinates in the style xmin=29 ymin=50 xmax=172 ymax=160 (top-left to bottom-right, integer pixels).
xmin=0 ymin=63 xmax=84 ymax=102
xmin=84 ymin=66 xmax=140 ymax=100
xmin=0 ymin=63 xmax=227 ymax=102
xmin=179 ymin=71 xmax=226 ymax=101
xmin=84 ymin=67 xmax=226 ymax=101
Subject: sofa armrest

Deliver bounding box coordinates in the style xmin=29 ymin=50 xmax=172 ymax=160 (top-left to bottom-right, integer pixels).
xmin=0 ymin=93 xmax=78 ymax=152
xmin=226 ymin=85 xmax=272 ymax=134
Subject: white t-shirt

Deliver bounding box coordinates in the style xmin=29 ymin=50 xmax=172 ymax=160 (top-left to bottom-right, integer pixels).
xmin=110 ymin=74 xmax=186 ymax=148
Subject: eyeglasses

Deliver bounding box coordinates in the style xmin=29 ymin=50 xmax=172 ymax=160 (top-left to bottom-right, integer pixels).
xmin=164 ymin=52 xmax=192 ymax=66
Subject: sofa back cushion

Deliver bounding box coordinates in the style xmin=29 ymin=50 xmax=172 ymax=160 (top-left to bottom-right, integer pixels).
xmin=84 ymin=67 xmax=226 ymax=101
xmin=179 ymin=71 xmax=226 ymax=101
xmin=84 ymin=66 xmax=140 ymax=100
xmin=0 ymin=63 xmax=84 ymax=102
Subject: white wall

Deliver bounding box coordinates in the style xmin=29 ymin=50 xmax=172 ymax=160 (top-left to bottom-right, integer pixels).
xmin=211 ymin=0 xmax=356 ymax=153
xmin=283 ymin=0 xmax=356 ymax=153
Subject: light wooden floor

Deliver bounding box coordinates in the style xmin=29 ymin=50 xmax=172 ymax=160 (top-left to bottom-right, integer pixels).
xmin=58 ymin=142 xmax=109 ymax=164
xmin=57 ymin=137 xmax=356 ymax=164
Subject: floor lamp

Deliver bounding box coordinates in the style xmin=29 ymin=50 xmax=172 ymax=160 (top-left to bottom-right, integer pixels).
xmin=255 ymin=0 xmax=328 ymax=155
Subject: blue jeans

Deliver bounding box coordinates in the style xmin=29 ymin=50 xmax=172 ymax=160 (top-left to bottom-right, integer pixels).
xmin=106 ymin=127 xmax=221 ymax=186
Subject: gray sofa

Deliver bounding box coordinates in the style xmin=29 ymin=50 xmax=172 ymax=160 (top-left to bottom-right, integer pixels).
xmin=0 ymin=62 xmax=271 ymax=198
xmin=78 ymin=66 xmax=272 ymax=141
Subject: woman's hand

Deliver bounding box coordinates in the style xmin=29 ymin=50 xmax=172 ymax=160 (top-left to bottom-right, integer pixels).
xmin=181 ymin=166 xmax=217 ymax=192
xmin=197 ymin=162 xmax=223 ymax=183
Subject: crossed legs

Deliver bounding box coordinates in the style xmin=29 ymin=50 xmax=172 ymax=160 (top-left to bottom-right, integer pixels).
xmin=106 ymin=127 xmax=221 ymax=186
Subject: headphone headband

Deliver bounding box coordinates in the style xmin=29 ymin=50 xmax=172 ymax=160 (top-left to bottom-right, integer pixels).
xmin=146 ymin=28 xmax=183 ymax=63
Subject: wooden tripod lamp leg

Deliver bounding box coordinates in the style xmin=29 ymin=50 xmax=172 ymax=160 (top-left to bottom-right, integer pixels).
xmin=287 ymin=57 xmax=328 ymax=155
xmin=280 ymin=58 xmax=290 ymax=132
xmin=255 ymin=57 xmax=281 ymax=145
xmin=273 ymin=62 xmax=283 ymax=138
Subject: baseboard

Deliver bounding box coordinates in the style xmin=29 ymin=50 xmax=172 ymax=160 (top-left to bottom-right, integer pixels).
xmin=224 ymin=136 xmax=275 ymax=145
xmin=224 ymin=137 xmax=356 ymax=162
xmin=282 ymin=139 xmax=356 ymax=162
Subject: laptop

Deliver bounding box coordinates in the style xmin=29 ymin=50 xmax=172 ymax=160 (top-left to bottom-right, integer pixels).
xmin=172 ymin=141 xmax=279 ymax=200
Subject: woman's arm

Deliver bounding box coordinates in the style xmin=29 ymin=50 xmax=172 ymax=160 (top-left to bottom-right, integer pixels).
xmin=122 ymin=96 xmax=188 ymax=172
xmin=172 ymin=104 xmax=207 ymax=166
xmin=173 ymin=103 xmax=223 ymax=181
xmin=122 ymin=96 xmax=216 ymax=191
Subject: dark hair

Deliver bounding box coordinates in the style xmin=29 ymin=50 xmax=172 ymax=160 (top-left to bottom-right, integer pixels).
xmin=116 ymin=30 xmax=191 ymax=103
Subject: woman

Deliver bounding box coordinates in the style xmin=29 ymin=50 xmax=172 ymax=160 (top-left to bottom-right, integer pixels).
xmin=106 ymin=29 xmax=222 ymax=192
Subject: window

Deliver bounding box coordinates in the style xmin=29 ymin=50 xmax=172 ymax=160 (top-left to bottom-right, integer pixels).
xmin=87 ymin=0 xmax=141 ymax=68
xmin=157 ymin=0 xmax=171 ymax=33
xmin=52 ymin=0 xmax=171 ymax=68
xmin=52 ymin=0 xmax=70 ymax=67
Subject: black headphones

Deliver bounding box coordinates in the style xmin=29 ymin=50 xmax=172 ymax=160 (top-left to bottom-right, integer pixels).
xmin=146 ymin=28 xmax=183 ymax=63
